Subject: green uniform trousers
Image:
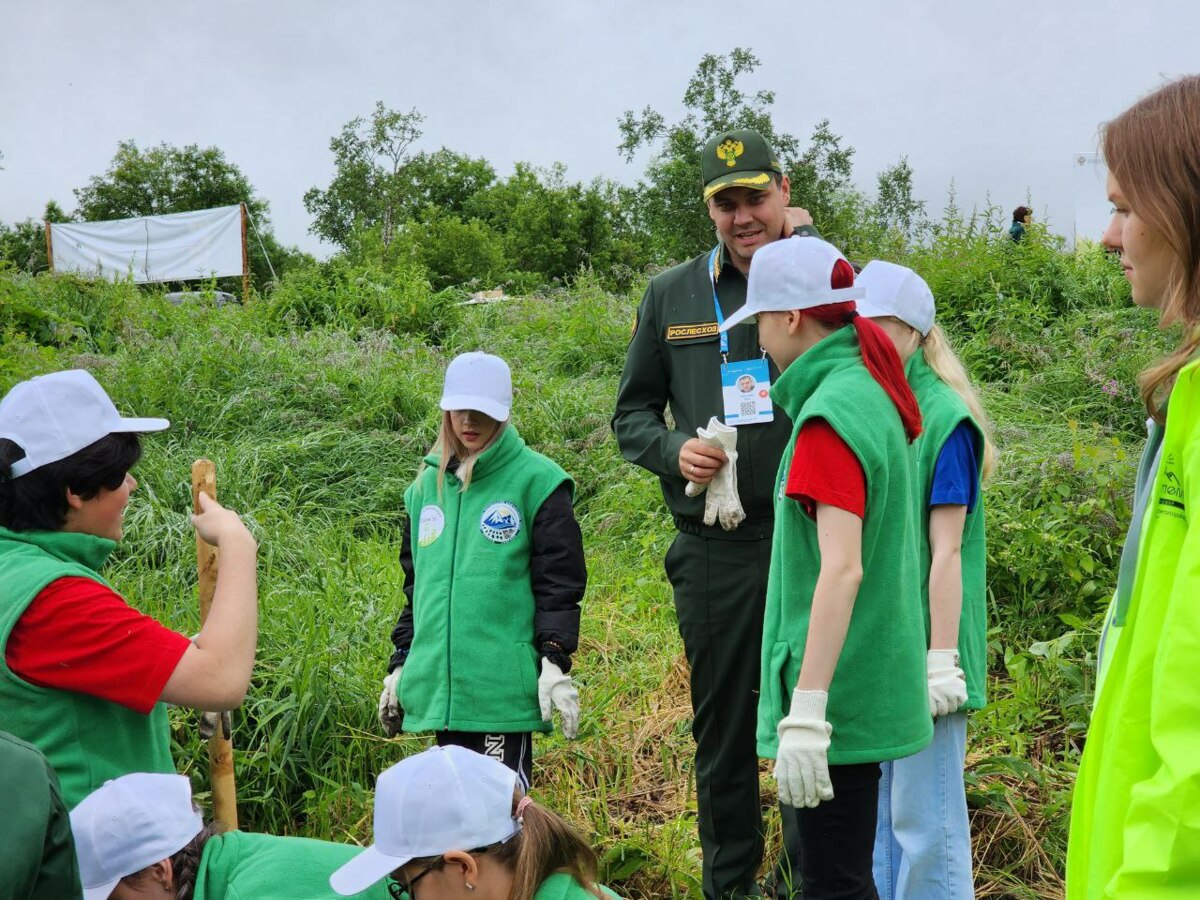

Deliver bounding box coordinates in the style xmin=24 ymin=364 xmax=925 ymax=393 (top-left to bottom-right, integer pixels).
xmin=666 ymin=531 xmax=802 ymax=899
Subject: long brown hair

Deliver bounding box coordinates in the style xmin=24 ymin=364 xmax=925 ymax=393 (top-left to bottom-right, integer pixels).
xmin=120 ymin=824 xmax=218 ymax=900
xmin=404 ymin=792 xmax=605 ymax=900
xmin=1103 ymin=75 xmax=1200 ymax=421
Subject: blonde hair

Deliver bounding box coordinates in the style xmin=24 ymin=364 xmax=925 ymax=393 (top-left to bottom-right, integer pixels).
xmin=922 ymin=325 xmax=997 ymax=481
xmin=403 ymin=791 xmax=605 ymax=900
xmin=1103 ymin=75 xmax=1200 ymax=422
xmin=430 ymin=411 xmax=506 ymax=496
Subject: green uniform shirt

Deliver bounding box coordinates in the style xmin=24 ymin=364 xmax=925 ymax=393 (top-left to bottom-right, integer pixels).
xmin=535 ymin=872 xmax=622 ymax=899
xmin=193 ymin=832 xmax=392 ymax=900
xmin=757 ymin=327 xmax=932 ymax=764
xmin=399 ymin=425 xmax=572 ymax=733
xmin=0 ymin=527 xmax=174 ymax=808
xmin=0 ymin=730 xmax=81 ymax=900
xmin=908 ymin=350 xmax=988 ymax=709
xmin=1067 ymin=359 xmax=1200 ymax=897
xmin=612 ymin=232 xmax=817 ymax=540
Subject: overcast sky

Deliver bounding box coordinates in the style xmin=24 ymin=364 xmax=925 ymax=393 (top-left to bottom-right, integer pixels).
xmin=2 ymin=1 xmax=1193 ymax=258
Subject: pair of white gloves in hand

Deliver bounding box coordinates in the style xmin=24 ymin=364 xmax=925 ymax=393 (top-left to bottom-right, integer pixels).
xmin=376 ymin=658 xmax=580 ymax=739
xmin=927 ymin=648 xmax=968 ymax=717
xmin=775 ymin=652 xmax=968 ymax=809
xmin=684 ymin=416 xmax=745 ymax=531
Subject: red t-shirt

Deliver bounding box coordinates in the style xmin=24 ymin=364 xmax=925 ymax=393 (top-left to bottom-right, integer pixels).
xmin=5 ymin=577 xmax=191 ymax=715
xmin=785 ymin=419 xmax=867 ymax=519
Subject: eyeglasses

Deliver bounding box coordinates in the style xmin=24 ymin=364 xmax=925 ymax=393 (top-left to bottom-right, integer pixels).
xmin=388 ymin=860 xmax=440 ymax=899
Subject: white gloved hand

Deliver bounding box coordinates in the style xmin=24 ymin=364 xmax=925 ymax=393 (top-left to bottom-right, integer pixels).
xmin=538 ymin=658 xmax=579 ymax=739
xmin=927 ymin=649 xmax=968 ymax=718
xmin=774 ymin=689 xmax=835 ymax=808
xmin=685 ymin=417 xmax=745 ymax=530
xmin=378 ymin=668 xmax=403 ymax=737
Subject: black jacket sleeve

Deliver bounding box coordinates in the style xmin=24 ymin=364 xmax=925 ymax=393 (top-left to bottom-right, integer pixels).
xmin=387 ymin=516 xmax=415 ymax=673
xmin=531 ymin=482 xmax=586 ymax=672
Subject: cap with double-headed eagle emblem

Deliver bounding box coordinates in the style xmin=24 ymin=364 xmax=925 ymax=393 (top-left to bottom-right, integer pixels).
xmin=701 ymin=128 xmax=784 ymax=201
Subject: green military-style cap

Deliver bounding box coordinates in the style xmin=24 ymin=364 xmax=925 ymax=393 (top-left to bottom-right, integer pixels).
xmin=701 ymin=128 xmax=784 ymax=202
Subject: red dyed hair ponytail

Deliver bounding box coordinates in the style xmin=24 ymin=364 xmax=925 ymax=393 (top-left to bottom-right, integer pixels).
xmin=805 ymin=259 xmax=923 ymax=442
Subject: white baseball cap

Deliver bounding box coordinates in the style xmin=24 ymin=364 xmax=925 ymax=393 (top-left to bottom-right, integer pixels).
xmin=719 ymin=237 xmax=865 ymax=332
xmin=330 ymin=745 xmax=521 ymax=895
xmin=439 ymin=352 xmax=512 ymax=422
xmin=855 ymin=260 xmax=936 ymax=337
xmin=70 ymin=773 xmax=204 ymax=900
xmin=0 ymin=370 xmax=169 ymax=477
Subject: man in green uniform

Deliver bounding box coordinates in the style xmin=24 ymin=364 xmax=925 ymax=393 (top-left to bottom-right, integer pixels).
xmin=0 ymin=729 xmax=82 ymax=900
xmin=612 ymin=128 xmax=818 ymax=899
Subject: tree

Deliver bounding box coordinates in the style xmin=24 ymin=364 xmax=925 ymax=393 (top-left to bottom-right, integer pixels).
xmin=303 ymin=102 xmax=428 ymax=249
xmin=872 ymin=156 xmax=927 ymax=241
xmin=73 ymin=141 xmax=295 ymax=288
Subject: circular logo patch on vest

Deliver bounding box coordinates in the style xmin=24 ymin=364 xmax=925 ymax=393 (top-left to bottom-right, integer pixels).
xmin=418 ymin=505 xmax=445 ymax=547
xmin=480 ymin=501 xmax=521 ymax=543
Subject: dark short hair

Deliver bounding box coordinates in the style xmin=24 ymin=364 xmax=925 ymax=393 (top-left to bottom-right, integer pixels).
xmin=0 ymin=433 xmax=142 ymax=531
xmin=1013 ymin=206 xmax=1032 ymax=223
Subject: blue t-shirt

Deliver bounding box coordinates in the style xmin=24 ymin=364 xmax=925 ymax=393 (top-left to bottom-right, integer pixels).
xmin=929 ymin=422 xmax=979 ymax=511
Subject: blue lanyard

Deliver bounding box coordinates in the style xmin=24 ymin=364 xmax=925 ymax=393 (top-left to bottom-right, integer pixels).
xmin=708 ymin=246 xmax=729 ymax=359
xmin=709 ymin=245 xmax=766 ymax=364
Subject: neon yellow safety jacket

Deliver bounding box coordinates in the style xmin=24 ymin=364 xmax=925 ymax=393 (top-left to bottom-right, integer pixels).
xmin=1067 ymin=358 xmax=1200 ymax=897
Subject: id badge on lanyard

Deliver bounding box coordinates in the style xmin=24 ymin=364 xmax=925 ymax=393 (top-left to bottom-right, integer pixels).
xmin=710 ymin=247 xmax=775 ymax=426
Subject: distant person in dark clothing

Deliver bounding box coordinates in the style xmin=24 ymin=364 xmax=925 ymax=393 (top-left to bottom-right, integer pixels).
xmin=1010 ymin=206 xmax=1032 ymax=242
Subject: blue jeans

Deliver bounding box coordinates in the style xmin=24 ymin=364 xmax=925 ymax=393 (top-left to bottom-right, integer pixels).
xmin=873 ymin=712 xmax=974 ymax=900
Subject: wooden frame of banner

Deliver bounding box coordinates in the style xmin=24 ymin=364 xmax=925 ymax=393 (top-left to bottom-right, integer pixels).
xmin=192 ymin=459 xmax=239 ymax=830
xmin=43 ymin=221 xmax=54 ymax=273
xmin=240 ymin=202 xmax=250 ymax=304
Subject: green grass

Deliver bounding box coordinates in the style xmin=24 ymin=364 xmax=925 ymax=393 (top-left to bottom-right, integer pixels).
xmin=0 ymin=222 xmax=1169 ymax=898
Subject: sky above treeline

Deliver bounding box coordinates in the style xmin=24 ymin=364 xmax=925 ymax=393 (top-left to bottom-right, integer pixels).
xmin=2 ymin=1 xmax=1194 ymax=257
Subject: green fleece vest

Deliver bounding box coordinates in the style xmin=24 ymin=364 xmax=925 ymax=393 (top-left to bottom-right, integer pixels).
xmin=399 ymin=425 xmax=572 ymax=732
xmin=194 ymin=832 xmax=391 ymax=900
xmin=0 ymin=527 xmax=174 ymax=808
xmin=535 ymin=872 xmax=622 ymax=899
xmin=908 ymin=350 xmax=988 ymax=709
xmin=756 ymin=327 xmax=932 ymax=764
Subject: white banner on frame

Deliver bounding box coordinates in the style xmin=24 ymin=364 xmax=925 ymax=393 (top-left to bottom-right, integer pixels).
xmin=50 ymin=205 xmax=243 ymax=283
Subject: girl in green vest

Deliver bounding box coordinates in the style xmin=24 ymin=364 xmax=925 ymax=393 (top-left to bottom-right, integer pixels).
xmin=856 ymin=260 xmax=997 ymax=900
xmin=719 ymin=237 xmax=931 ymax=898
xmin=1067 ymin=75 xmax=1200 ymax=898
xmin=330 ymin=744 xmax=620 ymax=899
xmin=70 ymin=772 xmax=391 ymax=900
xmin=0 ymin=370 xmax=258 ymax=808
xmin=377 ymin=353 xmax=586 ymax=785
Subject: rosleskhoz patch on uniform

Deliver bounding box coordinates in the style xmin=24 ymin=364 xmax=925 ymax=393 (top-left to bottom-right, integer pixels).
xmin=480 ymin=501 xmax=522 ymax=543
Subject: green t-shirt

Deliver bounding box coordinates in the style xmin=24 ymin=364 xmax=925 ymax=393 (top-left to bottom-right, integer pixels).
xmin=757 ymin=327 xmax=932 ymax=764
xmin=194 ymin=831 xmax=392 ymax=900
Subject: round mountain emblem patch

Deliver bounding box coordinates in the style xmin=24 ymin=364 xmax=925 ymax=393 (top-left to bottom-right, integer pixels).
xmin=479 ymin=501 xmax=521 ymax=543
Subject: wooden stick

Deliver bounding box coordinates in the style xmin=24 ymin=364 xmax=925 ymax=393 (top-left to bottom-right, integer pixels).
xmin=192 ymin=459 xmax=239 ymax=830
xmin=239 ymin=203 xmax=250 ymax=304
xmin=44 ymin=221 xmax=54 ymax=273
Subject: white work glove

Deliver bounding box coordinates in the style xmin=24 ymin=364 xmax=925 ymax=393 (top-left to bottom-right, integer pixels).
xmin=927 ymin=649 xmax=968 ymax=718
xmin=684 ymin=416 xmax=745 ymax=531
xmin=538 ymin=658 xmax=579 ymax=739
xmin=378 ymin=668 xmax=403 ymax=737
xmin=775 ymin=689 xmax=834 ymax=808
